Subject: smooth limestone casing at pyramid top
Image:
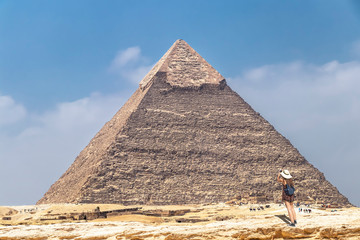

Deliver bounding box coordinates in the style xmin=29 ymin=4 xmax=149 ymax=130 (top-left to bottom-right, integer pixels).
xmin=38 ymin=40 xmax=351 ymax=206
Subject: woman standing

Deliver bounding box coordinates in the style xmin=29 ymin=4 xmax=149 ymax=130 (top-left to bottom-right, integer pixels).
xmin=277 ymin=169 xmax=297 ymax=227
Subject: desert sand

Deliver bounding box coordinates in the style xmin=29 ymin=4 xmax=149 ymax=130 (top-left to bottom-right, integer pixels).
xmin=0 ymin=203 xmax=359 ymax=239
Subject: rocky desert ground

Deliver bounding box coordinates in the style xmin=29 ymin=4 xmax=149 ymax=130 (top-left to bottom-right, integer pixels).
xmin=1 ymin=203 xmax=359 ymax=239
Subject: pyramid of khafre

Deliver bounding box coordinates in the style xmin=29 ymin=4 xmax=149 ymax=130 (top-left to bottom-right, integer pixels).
xmin=38 ymin=39 xmax=351 ymax=206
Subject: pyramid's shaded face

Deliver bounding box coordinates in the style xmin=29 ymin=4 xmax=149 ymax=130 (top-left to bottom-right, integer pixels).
xmin=38 ymin=40 xmax=351 ymax=206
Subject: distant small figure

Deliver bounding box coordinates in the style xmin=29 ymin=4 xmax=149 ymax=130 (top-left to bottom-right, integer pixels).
xmin=277 ymin=169 xmax=297 ymax=227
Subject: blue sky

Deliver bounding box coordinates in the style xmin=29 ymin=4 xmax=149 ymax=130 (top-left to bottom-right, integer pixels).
xmin=1 ymin=0 xmax=360 ymax=206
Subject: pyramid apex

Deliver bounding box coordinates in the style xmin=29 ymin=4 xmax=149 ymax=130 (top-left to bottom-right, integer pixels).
xmin=174 ymin=38 xmax=184 ymax=42
xmin=139 ymin=40 xmax=224 ymax=89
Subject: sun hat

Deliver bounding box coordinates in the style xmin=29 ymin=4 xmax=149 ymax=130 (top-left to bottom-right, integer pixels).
xmin=280 ymin=169 xmax=292 ymax=179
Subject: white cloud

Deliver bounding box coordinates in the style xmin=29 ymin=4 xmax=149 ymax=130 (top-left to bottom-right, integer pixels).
xmin=229 ymin=60 xmax=360 ymax=206
xmin=0 ymin=94 xmax=26 ymax=126
xmin=119 ymin=65 xmax=153 ymax=84
xmin=0 ymin=92 xmax=128 ymax=205
xmin=108 ymin=47 xmax=153 ymax=84
xmin=232 ymin=61 xmax=360 ymax=141
xmin=109 ymin=47 xmax=141 ymax=69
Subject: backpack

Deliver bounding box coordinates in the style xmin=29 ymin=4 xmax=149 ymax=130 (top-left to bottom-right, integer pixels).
xmin=284 ymin=184 xmax=295 ymax=196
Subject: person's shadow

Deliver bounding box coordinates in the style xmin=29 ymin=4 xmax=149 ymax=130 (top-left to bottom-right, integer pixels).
xmin=275 ymin=214 xmax=291 ymax=224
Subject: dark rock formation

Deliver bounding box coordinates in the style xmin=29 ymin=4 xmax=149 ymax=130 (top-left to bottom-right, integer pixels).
xmin=38 ymin=39 xmax=351 ymax=206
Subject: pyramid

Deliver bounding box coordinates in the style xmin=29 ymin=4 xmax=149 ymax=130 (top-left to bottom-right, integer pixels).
xmin=38 ymin=39 xmax=351 ymax=206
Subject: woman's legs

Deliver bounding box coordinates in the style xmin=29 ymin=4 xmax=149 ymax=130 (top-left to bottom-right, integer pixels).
xmin=290 ymin=203 xmax=297 ymax=222
xmin=284 ymin=201 xmax=295 ymax=223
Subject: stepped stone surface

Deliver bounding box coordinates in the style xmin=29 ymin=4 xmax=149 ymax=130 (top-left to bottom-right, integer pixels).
xmin=38 ymin=39 xmax=351 ymax=206
xmin=140 ymin=39 xmax=224 ymax=89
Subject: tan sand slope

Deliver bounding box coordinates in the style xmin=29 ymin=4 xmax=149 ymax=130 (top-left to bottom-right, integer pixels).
xmin=0 ymin=207 xmax=17 ymax=217
xmin=0 ymin=203 xmax=359 ymax=239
